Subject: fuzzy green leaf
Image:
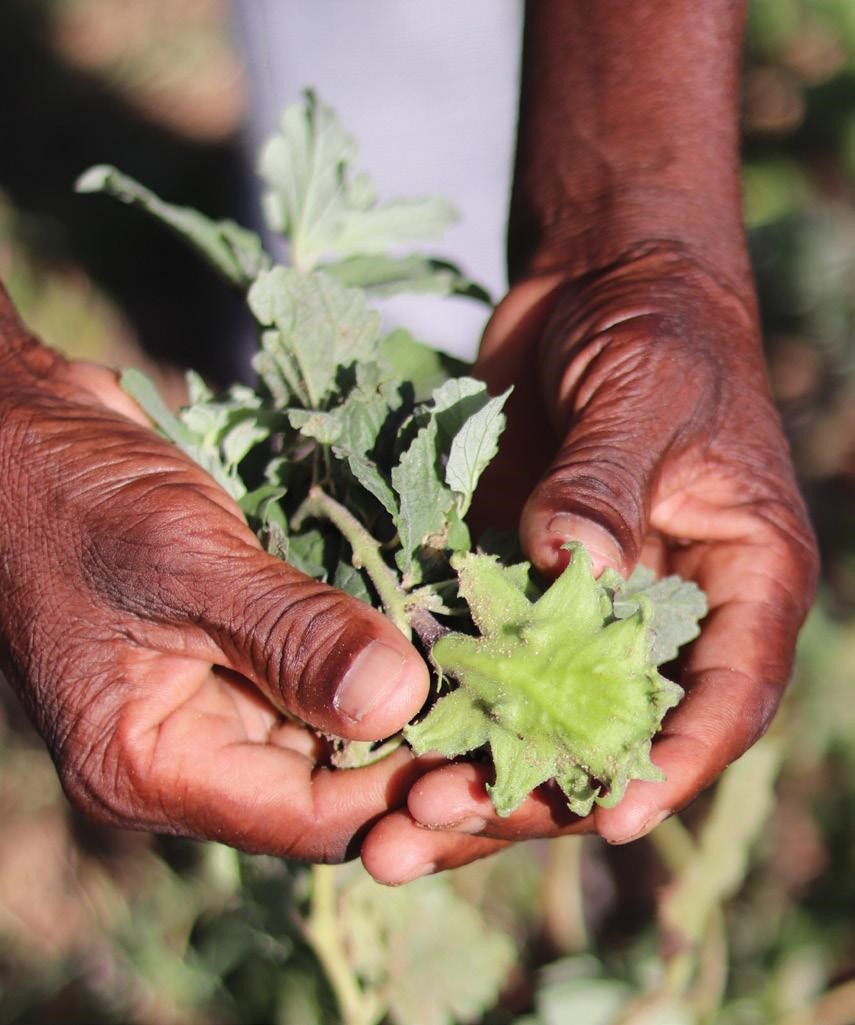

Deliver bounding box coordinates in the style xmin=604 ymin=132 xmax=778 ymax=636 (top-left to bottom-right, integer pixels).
xmin=340 ymin=870 xmax=514 ymax=1025
xmin=380 ymin=328 xmax=468 ymax=401
xmin=444 ymin=387 xmax=510 ymax=515
xmin=391 ymin=416 xmax=455 ymax=578
xmin=284 ymin=529 xmax=327 ymax=580
xmin=120 ymin=369 xmax=245 ymax=500
xmin=76 ymin=165 xmax=270 ymax=287
xmin=259 ymin=92 xmax=457 ymax=271
xmin=248 ymin=266 xmax=382 ymax=409
xmin=607 ymin=565 xmax=709 ymax=665
xmin=333 ymin=561 xmax=372 ymax=604
xmin=322 ymin=252 xmax=491 ymax=303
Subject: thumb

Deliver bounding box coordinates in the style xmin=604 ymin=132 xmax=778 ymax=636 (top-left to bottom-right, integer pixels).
xmin=199 ymin=548 xmax=430 ymax=741
xmin=121 ymin=516 xmax=430 ymax=742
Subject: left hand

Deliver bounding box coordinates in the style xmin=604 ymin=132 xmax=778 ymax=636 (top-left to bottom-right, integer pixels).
xmin=361 ymin=244 xmax=818 ymax=884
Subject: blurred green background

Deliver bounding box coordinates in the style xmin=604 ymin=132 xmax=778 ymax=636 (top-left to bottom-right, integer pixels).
xmin=1 ymin=2 xmax=855 ymax=1023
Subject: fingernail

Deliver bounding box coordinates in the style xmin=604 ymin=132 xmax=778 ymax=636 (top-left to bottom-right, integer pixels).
xmin=608 ymin=809 xmax=670 ymax=846
xmin=546 ymin=515 xmax=621 ymax=573
xmin=452 ymin=815 xmax=486 ymax=835
xmin=334 ymin=642 xmax=406 ymax=723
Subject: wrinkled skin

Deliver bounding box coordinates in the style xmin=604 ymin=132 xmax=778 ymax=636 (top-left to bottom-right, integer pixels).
xmin=360 ymin=246 xmax=819 ymax=883
xmin=0 ymin=0 xmax=820 ymax=887
xmin=359 ymin=0 xmax=819 ymax=884
xmin=0 ymin=287 xmax=432 ymax=863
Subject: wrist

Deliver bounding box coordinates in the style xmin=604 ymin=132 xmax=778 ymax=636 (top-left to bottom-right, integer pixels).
xmin=509 ymin=187 xmax=753 ymax=301
xmin=510 ymin=0 xmax=752 ymax=299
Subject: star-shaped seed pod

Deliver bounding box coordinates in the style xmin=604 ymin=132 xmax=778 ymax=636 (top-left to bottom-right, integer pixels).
xmin=405 ymin=544 xmax=687 ymax=817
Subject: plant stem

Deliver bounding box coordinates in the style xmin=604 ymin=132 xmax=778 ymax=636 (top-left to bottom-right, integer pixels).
xmin=541 ymin=836 xmax=587 ymax=954
xmin=304 ymin=865 xmax=381 ymax=1025
xmin=294 ymin=485 xmax=412 ymax=638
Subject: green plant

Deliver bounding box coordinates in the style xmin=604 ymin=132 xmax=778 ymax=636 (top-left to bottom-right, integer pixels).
xmin=77 ymin=92 xmax=705 ymax=820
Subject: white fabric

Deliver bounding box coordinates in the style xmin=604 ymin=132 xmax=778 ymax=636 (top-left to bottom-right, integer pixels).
xmin=233 ymin=0 xmax=523 ymax=360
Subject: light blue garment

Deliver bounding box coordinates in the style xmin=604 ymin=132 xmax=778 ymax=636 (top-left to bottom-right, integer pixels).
xmin=233 ymin=1 xmax=523 ymax=360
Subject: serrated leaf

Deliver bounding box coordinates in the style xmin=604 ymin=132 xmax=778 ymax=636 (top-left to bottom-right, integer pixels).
xmin=391 ymin=417 xmax=455 ymax=578
xmin=76 ymin=165 xmax=269 ymax=287
xmin=381 ymin=328 xmax=468 ymax=402
xmin=343 ymin=454 xmax=399 ymax=519
xmin=260 ymin=92 xmax=458 ymax=271
xmin=611 ymin=566 xmax=708 ymax=665
xmin=429 ymin=378 xmax=510 ymax=513
xmin=331 ymin=382 xmax=395 ymax=455
xmin=333 ymin=561 xmax=372 ymax=604
xmin=339 ymin=869 xmax=514 ymax=1025
xmin=120 ymin=368 xmax=244 ymax=500
xmin=185 ymin=369 xmax=214 ymax=405
xmin=284 ymin=529 xmax=327 ymax=580
xmin=323 ymin=386 xmax=400 ymax=517
xmin=239 ymin=484 xmax=287 ymax=529
xmin=406 ymin=545 xmax=685 ymax=817
xmin=322 ymin=252 xmax=491 ymax=304
xmin=222 ymin=418 xmax=270 ymax=470
xmin=287 ymin=409 xmax=343 ymax=445
xmin=248 ymin=266 xmax=382 ymax=409
xmin=444 ymin=388 xmax=510 ymax=515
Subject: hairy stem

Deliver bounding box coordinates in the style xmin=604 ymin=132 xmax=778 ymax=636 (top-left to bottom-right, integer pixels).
xmin=541 ymin=835 xmax=587 ymax=954
xmin=304 ymin=865 xmax=381 ymax=1025
xmin=294 ymin=485 xmax=411 ymax=637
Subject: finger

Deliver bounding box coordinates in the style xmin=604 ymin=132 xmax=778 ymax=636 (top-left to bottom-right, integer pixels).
xmin=84 ymin=471 xmax=430 ymax=742
xmin=406 ymin=762 xmax=593 ymax=841
xmin=360 ymin=810 xmax=509 ymax=884
xmin=595 ymin=534 xmax=815 ymax=844
xmin=519 ymin=314 xmax=715 ymax=578
xmin=62 ymin=651 xmax=428 ymax=862
xmin=196 ymin=546 xmax=431 ymax=741
xmin=468 ymin=275 xmax=571 ymax=533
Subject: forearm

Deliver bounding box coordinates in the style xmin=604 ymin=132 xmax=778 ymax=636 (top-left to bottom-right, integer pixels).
xmin=509 ymin=0 xmax=751 ymax=292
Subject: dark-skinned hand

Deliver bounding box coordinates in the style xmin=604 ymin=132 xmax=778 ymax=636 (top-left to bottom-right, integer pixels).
xmin=360 ymin=246 xmax=818 ymax=884
xmin=0 ymin=284 xmax=432 ymax=864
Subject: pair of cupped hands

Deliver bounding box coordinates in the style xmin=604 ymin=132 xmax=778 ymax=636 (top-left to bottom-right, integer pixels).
xmin=0 ymin=245 xmax=817 ymax=885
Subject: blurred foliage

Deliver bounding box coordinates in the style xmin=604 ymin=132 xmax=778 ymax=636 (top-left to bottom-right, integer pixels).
xmin=2 ymin=1 xmax=855 ymax=1024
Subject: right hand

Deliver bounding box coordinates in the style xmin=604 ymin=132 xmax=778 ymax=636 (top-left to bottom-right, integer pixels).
xmin=0 ymin=285 xmax=430 ymax=862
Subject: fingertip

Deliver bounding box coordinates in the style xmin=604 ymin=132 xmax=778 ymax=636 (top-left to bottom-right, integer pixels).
xmin=360 ymin=811 xmax=440 ymax=885
xmin=407 ymin=762 xmax=495 ymax=827
xmin=361 ymin=810 xmax=507 ymax=884
xmin=596 ymin=802 xmax=672 ymax=846
xmin=594 ymin=738 xmax=694 ymax=844
xmin=520 ymin=504 xmax=626 ymax=578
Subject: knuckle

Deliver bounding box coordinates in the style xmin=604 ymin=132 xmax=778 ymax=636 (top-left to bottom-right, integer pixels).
xmin=229 ymin=569 xmax=368 ymax=710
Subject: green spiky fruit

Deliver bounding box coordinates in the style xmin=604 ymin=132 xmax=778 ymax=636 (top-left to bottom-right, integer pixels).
xmin=405 ymin=544 xmax=688 ymax=817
